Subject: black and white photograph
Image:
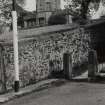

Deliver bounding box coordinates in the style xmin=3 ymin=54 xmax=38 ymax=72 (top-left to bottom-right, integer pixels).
xmin=0 ymin=0 xmax=105 ymax=105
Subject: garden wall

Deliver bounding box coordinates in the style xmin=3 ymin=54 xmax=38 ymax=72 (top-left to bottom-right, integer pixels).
xmin=0 ymin=25 xmax=90 ymax=91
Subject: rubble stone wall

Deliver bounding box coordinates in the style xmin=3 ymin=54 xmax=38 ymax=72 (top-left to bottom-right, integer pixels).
xmin=1 ymin=27 xmax=90 ymax=89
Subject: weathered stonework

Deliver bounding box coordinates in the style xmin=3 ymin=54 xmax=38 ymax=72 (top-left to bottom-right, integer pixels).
xmin=0 ymin=26 xmax=90 ymax=90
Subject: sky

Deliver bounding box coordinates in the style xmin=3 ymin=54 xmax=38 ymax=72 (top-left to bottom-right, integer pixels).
xmin=91 ymin=1 xmax=105 ymax=19
xmin=24 ymin=0 xmax=66 ymax=11
xmin=24 ymin=0 xmax=36 ymax=11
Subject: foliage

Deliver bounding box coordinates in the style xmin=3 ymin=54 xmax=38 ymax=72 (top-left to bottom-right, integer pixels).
xmin=16 ymin=0 xmax=25 ymax=6
xmin=48 ymin=14 xmax=67 ymax=25
xmin=0 ymin=0 xmax=12 ymax=26
xmin=64 ymin=0 xmax=101 ymax=22
xmin=0 ymin=0 xmax=25 ymax=32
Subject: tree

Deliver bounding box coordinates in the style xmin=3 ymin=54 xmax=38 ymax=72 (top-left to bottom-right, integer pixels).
xmin=16 ymin=0 xmax=25 ymax=5
xmin=48 ymin=14 xmax=67 ymax=25
xmin=0 ymin=0 xmax=25 ymax=32
xmin=0 ymin=0 xmax=12 ymax=26
xmin=80 ymin=0 xmax=101 ymax=19
xmin=64 ymin=0 xmax=101 ymax=20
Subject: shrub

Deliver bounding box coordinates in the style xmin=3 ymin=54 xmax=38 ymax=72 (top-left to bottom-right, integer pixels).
xmin=48 ymin=14 xmax=67 ymax=25
xmin=72 ymin=16 xmax=88 ymax=25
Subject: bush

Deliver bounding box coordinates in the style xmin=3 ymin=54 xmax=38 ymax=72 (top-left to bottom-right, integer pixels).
xmin=72 ymin=16 xmax=87 ymax=25
xmin=48 ymin=14 xmax=67 ymax=25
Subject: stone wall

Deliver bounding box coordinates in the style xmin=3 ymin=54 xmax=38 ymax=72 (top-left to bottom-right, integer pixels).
xmin=0 ymin=27 xmax=90 ymax=90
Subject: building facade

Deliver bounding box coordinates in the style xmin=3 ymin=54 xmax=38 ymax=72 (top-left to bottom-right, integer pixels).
xmin=36 ymin=0 xmax=60 ymax=12
xmin=22 ymin=0 xmax=61 ymax=28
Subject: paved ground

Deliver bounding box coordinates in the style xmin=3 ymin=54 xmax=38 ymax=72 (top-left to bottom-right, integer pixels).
xmin=2 ymin=81 xmax=105 ymax=105
xmin=0 ymin=79 xmax=62 ymax=103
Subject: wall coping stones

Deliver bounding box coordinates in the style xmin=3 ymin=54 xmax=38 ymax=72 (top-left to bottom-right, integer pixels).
xmin=0 ymin=24 xmax=78 ymax=44
xmin=84 ymin=18 xmax=105 ymax=29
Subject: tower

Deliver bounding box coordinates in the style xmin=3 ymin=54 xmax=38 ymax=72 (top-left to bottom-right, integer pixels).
xmin=36 ymin=0 xmax=45 ymax=12
xmin=36 ymin=0 xmax=61 ymax=12
xmin=36 ymin=0 xmax=61 ymax=26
